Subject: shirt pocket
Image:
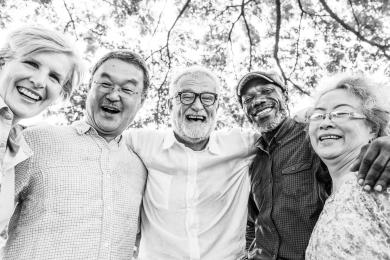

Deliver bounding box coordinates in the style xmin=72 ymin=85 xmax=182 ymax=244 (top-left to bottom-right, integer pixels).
xmin=281 ymin=162 xmax=313 ymax=196
xmin=146 ymin=169 xmax=172 ymax=209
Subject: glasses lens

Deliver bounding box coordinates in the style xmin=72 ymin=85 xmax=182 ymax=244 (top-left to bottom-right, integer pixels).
xmin=331 ymin=112 xmax=351 ymax=122
xmin=180 ymin=92 xmax=195 ymax=105
xmin=309 ymin=113 xmax=324 ymax=122
xmin=201 ymin=93 xmax=216 ymax=106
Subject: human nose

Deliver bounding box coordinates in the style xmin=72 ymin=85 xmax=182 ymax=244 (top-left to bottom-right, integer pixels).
xmin=190 ymin=95 xmax=204 ymax=110
xmin=251 ymin=95 xmax=266 ymax=107
xmin=30 ymin=70 xmax=47 ymax=89
xmin=319 ymin=113 xmax=335 ymax=130
xmin=105 ymin=84 xmax=121 ymax=101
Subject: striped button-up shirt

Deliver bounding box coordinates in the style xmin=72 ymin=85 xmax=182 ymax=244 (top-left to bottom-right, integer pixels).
xmin=4 ymin=121 xmax=147 ymax=260
xmin=127 ymin=128 xmax=257 ymax=260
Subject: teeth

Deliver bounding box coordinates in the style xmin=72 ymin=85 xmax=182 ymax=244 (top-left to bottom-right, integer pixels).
xmin=319 ymin=135 xmax=341 ymax=141
xmin=187 ymin=115 xmax=205 ymax=121
xmin=253 ymin=107 xmax=272 ymax=117
xmin=102 ymin=106 xmax=120 ymax=113
xmin=18 ymin=87 xmax=40 ymax=101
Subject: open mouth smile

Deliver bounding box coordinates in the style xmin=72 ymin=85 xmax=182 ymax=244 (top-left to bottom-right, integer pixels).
xmin=17 ymin=86 xmax=42 ymax=101
xmin=318 ymin=134 xmax=342 ymax=142
xmin=101 ymin=105 xmax=121 ymax=114
xmin=186 ymin=115 xmax=206 ymax=122
xmin=251 ymin=105 xmax=274 ymax=118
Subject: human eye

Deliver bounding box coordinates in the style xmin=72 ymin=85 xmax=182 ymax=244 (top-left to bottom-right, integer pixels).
xmin=122 ymin=87 xmax=136 ymax=95
xmin=309 ymin=112 xmax=324 ymax=122
xmin=332 ymin=111 xmax=350 ymax=119
xmin=242 ymin=96 xmax=254 ymax=104
xmin=262 ymin=88 xmax=273 ymax=95
xmin=49 ymin=73 xmax=61 ymax=84
xmin=22 ymin=60 xmax=39 ymax=69
xmin=201 ymin=93 xmax=215 ymax=104
xmin=181 ymin=92 xmax=195 ymax=102
xmin=97 ymin=81 xmax=112 ymax=88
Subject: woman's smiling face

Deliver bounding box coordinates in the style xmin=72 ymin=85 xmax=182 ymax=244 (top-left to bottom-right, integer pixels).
xmin=309 ymin=88 xmax=375 ymax=161
xmin=0 ymin=51 xmax=72 ymax=122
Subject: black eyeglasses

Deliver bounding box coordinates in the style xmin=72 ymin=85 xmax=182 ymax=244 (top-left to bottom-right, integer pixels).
xmin=175 ymin=91 xmax=218 ymax=106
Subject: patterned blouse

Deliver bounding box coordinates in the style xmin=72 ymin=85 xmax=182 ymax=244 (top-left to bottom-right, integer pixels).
xmin=306 ymin=173 xmax=390 ymax=260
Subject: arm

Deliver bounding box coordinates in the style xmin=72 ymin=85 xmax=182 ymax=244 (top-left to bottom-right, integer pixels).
xmin=350 ymin=136 xmax=390 ymax=192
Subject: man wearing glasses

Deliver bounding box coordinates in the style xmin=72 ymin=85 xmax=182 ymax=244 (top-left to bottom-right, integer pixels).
xmin=127 ymin=66 xmax=258 ymax=260
xmin=4 ymin=50 xmax=149 ymax=259
xmin=236 ymin=71 xmax=390 ymax=260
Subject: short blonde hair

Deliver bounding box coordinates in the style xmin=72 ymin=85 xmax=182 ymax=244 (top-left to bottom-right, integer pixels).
xmin=0 ymin=26 xmax=84 ymax=98
xmin=314 ymin=72 xmax=390 ymax=137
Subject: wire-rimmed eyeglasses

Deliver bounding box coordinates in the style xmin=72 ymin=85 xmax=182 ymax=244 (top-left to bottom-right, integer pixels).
xmin=308 ymin=111 xmax=366 ymax=123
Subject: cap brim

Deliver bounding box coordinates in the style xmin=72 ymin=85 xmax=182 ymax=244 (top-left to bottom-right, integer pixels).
xmin=237 ymin=72 xmax=277 ymax=96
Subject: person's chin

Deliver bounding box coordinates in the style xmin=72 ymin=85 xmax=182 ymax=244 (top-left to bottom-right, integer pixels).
xmin=183 ymin=125 xmax=210 ymax=140
xmin=316 ymin=146 xmax=342 ymax=160
xmin=10 ymin=103 xmax=40 ymax=119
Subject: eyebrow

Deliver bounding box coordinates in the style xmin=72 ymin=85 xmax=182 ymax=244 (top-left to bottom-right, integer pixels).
xmin=314 ymin=103 xmax=357 ymax=111
xmin=98 ymin=72 xmax=139 ymax=85
xmin=27 ymin=57 xmax=65 ymax=83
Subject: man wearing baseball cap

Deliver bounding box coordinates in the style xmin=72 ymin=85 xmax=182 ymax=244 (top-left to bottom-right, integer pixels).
xmin=236 ymin=70 xmax=390 ymax=259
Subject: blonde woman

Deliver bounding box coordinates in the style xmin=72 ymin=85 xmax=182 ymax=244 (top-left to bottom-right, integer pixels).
xmin=0 ymin=26 xmax=83 ymax=246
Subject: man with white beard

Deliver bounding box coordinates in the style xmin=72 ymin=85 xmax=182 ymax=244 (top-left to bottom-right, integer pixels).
xmin=126 ymin=66 xmax=258 ymax=260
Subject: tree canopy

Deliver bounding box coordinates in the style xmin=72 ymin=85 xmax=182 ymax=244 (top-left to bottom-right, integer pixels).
xmin=1 ymin=0 xmax=389 ymax=128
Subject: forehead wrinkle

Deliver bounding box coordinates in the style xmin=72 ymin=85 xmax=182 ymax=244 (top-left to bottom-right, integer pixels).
xmin=174 ymin=74 xmax=219 ymax=94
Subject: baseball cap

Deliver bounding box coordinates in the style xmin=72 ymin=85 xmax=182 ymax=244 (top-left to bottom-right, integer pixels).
xmin=236 ymin=70 xmax=287 ymax=105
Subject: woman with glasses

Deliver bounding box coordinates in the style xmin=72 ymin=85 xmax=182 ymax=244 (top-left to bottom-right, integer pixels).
xmin=305 ymin=73 xmax=390 ymax=259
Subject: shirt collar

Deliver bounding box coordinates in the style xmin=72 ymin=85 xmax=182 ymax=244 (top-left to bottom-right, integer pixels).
xmin=0 ymin=96 xmax=7 ymax=110
xmin=256 ymin=117 xmax=296 ymax=149
xmin=0 ymin=96 xmax=13 ymax=120
xmin=162 ymin=129 xmax=221 ymax=154
xmin=72 ymin=121 xmax=122 ymax=144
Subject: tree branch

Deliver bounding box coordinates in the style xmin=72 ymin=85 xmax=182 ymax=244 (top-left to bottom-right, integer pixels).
xmin=63 ymin=0 xmax=78 ymax=39
xmin=319 ymin=0 xmax=390 ymax=59
xmin=348 ymin=0 xmax=361 ymax=30
xmin=164 ymin=0 xmax=191 ymax=68
xmin=152 ymin=0 xmax=167 ymax=37
xmin=289 ymin=12 xmax=303 ymax=78
xmin=274 ymin=0 xmax=309 ymax=96
xmin=241 ymin=0 xmax=254 ymax=70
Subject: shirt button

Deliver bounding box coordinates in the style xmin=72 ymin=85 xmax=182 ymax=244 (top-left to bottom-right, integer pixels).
xmin=103 ymin=242 xmax=110 ymax=248
xmin=0 ymin=143 xmax=5 ymax=148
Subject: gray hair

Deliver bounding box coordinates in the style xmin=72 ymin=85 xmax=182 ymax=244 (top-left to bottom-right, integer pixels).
xmin=314 ymin=72 xmax=390 ymax=137
xmin=89 ymin=50 xmax=150 ymax=103
xmin=0 ymin=26 xmax=84 ymax=99
xmin=169 ymin=65 xmax=220 ymax=97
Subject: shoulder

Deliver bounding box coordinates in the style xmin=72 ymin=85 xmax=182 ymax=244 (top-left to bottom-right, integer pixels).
xmin=124 ymin=127 xmax=167 ymax=154
xmin=125 ymin=128 xmax=165 ymax=144
xmin=333 ymin=177 xmax=390 ymax=220
xmin=22 ymin=123 xmax=73 ymax=146
xmin=211 ymin=127 xmax=258 ymax=155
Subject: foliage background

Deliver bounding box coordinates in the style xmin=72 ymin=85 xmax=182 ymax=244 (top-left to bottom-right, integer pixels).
xmin=1 ymin=0 xmax=389 ymax=129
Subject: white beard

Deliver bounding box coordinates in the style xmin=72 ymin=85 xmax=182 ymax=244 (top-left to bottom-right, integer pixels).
xmin=173 ymin=117 xmax=216 ymax=143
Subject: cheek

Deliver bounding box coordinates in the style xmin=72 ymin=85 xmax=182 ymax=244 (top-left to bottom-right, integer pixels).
xmin=45 ymin=84 xmax=63 ymax=101
xmin=308 ymin=124 xmax=318 ymax=144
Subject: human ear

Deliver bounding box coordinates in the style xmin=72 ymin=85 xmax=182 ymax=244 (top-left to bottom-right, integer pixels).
xmin=168 ymin=98 xmax=173 ymax=111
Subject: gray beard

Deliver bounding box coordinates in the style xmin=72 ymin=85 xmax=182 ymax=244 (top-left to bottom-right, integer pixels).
xmin=253 ymin=109 xmax=288 ymax=134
